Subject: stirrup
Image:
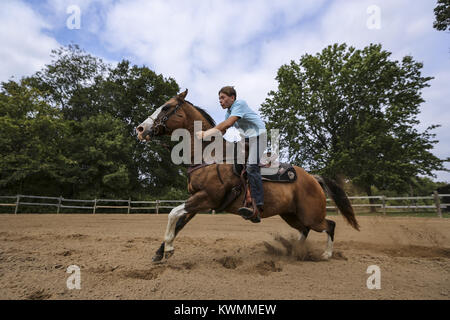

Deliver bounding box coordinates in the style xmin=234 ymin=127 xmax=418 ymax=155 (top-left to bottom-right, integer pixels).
xmin=238 ymin=207 xmax=261 ymax=223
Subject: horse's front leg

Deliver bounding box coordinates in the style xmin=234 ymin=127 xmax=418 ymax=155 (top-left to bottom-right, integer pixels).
xmin=152 ymin=213 xmax=196 ymax=262
xmin=153 ymin=191 xmax=213 ymax=262
xmin=162 ymin=203 xmax=188 ymax=258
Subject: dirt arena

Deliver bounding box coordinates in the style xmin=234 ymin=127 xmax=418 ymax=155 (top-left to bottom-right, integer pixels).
xmin=0 ymin=213 xmax=448 ymax=300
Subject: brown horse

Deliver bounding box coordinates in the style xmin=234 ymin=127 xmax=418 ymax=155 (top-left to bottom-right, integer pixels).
xmin=136 ymin=90 xmax=359 ymax=263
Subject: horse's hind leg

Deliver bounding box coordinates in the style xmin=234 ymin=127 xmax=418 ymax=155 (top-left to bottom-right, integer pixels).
xmin=298 ymin=227 xmax=310 ymax=244
xmin=279 ymin=213 xmax=310 ymax=243
xmin=311 ymin=219 xmax=336 ymax=260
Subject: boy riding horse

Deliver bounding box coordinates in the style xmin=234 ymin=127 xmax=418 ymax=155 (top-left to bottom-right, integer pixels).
xmin=196 ymin=86 xmax=266 ymax=223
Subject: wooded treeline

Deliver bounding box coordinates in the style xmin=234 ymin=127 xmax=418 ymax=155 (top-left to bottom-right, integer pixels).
xmin=0 ymin=44 xmax=447 ymax=200
xmin=1 ymin=45 xmax=188 ymax=200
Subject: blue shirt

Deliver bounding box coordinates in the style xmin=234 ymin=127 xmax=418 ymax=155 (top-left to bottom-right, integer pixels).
xmin=225 ymin=100 xmax=266 ymax=138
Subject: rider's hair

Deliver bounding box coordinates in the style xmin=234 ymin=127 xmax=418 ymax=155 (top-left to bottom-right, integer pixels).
xmin=219 ymin=86 xmax=237 ymax=99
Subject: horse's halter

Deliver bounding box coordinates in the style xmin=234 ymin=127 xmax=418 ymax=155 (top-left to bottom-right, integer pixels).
xmin=152 ymin=100 xmax=184 ymax=136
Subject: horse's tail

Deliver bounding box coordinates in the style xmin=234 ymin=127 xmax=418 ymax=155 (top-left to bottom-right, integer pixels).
xmin=314 ymin=175 xmax=360 ymax=231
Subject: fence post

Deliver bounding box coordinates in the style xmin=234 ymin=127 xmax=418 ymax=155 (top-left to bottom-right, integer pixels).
xmin=57 ymin=196 xmax=62 ymax=214
xmin=93 ymin=198 xmax=97 ymax=214
xmin=433 ymin=191 xmax=442 ymax=218
xmin=381 ymin=196 xmax=386 ymax=215
xmin=14 ymin=195 xmax=20 ymax=214
xmin=156 ymin=200 xmax=160 ymax=214
xmin=127 ymin=198 xmax=131 ymax=214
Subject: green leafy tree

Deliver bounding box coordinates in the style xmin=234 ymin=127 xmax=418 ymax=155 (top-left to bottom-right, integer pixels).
xmin=0 ymin=81 xmax=73 ymax=195
xmin=409 ymin=177 xmax=447 ymax=196
xmin=433 ymin=0 xmax=450 ymax=31
xmin=24 ymin=44 xmax=108 ymax=120
xmin=4 ymin=45 xmax=186 ymax=199
xmin=96 ymin=60 xmax=184 ymax=198
xmin=261 ymin=43 xmax=447 ymax=199
xmin=63 ymin=113 xmax=133 ymax=198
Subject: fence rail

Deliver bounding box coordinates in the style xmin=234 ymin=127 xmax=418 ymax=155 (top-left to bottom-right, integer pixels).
xmin=0 ymin=195 xmax=188 ymax=215
xmin=325 ymin=191 xmax=448 ymax=217
xmin=0 ymin=193 xmax=448 ymax=217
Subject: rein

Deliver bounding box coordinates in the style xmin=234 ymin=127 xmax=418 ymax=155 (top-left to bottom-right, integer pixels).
xmin=153 ymin=100 xmax=184 ymax=135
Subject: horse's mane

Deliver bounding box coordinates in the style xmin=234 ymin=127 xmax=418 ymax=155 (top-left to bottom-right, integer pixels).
xmin=185 ymin=100 xmax=216 ymax=127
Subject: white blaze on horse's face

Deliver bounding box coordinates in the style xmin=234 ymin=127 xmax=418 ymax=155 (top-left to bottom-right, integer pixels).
xmin=136 ymin=106 xmax=164 ymax=141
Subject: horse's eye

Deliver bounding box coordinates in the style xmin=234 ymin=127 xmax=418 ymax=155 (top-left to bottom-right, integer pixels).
xmin=162 ymin=105 xmax=170 ymax=112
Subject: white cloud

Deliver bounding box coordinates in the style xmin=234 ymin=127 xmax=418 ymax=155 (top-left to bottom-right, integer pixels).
xmin=98 ymin=0 xmax=448 ymax=182
xmin=2 ymin=0 xmax=448 ymax=181
xmin=45 ymin=0 xmax=95 ymax=13
xmin=0 ymin=0 xmax=60 ymax=82
xmin=43 ymin=0 xmax=116 ymax=34
xmin=101 ymin=0 xmax=326 ymax=108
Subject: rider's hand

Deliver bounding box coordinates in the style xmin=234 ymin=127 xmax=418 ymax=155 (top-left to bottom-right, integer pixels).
xmin=195 ymin=131 xmax=204 ymax=140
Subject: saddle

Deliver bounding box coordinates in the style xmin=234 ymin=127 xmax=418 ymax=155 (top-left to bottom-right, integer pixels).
xmin=230 ymin=140 xmax=297 ymax=183
xmin=232 ymin=162 xmax=297 ymax=183
xmin=213 ymin=161 xmax=297 ymax=216
xmin=187 ymin=142 xmax=297 ymax=217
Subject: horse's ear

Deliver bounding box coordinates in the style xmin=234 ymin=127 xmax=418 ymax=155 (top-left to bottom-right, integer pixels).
xmin=177 ymin=89 xmax=188 ymax=101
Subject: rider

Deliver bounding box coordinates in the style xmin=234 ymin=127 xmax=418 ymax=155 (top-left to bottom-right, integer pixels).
xmin=196 ymin=86 xmax=266 ymax=223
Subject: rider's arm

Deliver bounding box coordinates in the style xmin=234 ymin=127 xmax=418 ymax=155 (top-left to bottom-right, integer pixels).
xmin=198 ymin=116 xmax=240 ymax=139
xmin=214 ymin=116 xmax=240 ymax=134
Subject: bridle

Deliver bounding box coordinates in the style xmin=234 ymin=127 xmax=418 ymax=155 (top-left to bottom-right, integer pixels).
xmin=152 ymin=100 xmax=184 ymax=136
xmin=140 ymin=100 xmax=185 ymax=151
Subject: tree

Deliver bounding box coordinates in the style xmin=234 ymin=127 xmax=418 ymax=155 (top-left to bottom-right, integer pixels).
xmin=433 ymin=0 xmax=450 ymax=31
xmin=261 ymin=43 xmax=447 ymax=198
xmin=2 ymin=44 xmax=186 ymax=199
xmin=0 ymin=81 xmax=73 ymax=195
xmin=62 ymin=113 xmax=133 ymax=198
xmin=96 ymin=60 xmax=184 ymax=198
xmin=24 ymin=44 xmax=108 ymax=120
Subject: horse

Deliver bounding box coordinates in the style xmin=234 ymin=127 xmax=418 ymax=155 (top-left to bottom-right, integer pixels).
xmin=136 ymin=89 xmax=360 ymax=263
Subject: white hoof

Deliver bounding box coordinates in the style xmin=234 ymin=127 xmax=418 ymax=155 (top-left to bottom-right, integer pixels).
xmin=164 ymin=250 xmax=174 ymax=260
xmin=321 ymin=251 xmax=332 ymax=260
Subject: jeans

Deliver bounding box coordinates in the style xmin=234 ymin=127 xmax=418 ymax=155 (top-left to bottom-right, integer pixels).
xmin=246 ymin=134 xmax=266 ymax=207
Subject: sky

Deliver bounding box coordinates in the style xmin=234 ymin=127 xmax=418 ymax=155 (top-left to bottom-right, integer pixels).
xmin=1 ymin=0 xmax=449 ymax=182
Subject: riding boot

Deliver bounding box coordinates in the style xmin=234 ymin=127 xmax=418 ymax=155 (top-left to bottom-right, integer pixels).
xmin=251 ymin=205 xmax=263 ymax=223
xmin=238 ymin=207 xmax=261 ymax=223
xmin=238 ymin=201 xmax=262 ymax=223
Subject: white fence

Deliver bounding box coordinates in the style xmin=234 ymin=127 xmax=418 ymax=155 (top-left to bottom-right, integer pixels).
xmin=0 ymin=195 xmax=185 ymax=214
xmin=0 ymin=192 xmax=449 ymax=217
xmin=326 ymin=191 xmax=449 ymax=218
